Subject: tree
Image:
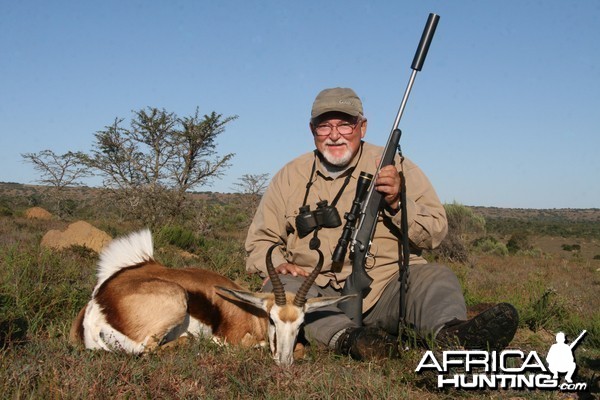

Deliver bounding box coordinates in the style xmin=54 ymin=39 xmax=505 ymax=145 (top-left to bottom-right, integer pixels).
xmin=80 ymin=107 xmax=236 ymax=227
xmin=21 ymin=150 xmax=92 ymax=216
xmin=232 ymin=173 xmax=270 ymax=214
xmin=232 ymin=173 xmax=270 ymax=196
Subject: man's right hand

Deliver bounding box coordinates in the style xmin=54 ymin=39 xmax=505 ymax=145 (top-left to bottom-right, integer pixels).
xmin=263 ymin=262 xmax=309 ymax=285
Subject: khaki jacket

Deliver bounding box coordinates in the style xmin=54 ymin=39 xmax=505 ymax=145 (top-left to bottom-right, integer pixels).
xmin=245 ymin=142 xmax=447 ymax=311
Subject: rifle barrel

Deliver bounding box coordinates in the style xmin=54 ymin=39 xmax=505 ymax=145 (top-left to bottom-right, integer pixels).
xmin=338 ymin=13 xmax=441 ymax=325
xmin=392 ymin=13 xmax=440 ymax=138
xmin=356 ymin=13 xmax=440 ymax=237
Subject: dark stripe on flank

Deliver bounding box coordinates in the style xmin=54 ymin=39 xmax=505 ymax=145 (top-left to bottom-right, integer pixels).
xmin=187 ymin=290 xmax=222 ymax=332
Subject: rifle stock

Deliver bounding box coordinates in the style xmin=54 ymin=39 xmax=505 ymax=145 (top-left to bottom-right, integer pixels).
xmin=338 ymin=13 xmax=440 ymax=325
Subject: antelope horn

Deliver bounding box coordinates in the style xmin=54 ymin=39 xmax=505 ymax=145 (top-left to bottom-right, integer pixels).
xmin=292 ymin=247 xmax=324 ymax=308
xmin=266 ymin=243 xmax=287 ymax=306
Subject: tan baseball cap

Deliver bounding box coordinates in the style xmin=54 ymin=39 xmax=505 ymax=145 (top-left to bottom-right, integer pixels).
xmin=311 ymin=87 xmax=363 ymax=120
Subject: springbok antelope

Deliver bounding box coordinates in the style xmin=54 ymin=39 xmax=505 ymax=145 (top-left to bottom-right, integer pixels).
xmin=69 ymin=229 xmax=350 ymax=366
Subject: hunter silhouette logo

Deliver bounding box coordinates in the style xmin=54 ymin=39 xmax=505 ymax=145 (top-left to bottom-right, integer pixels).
xmin=415 ymin=329 xmax=589 ymax=392
xmin=546 ymin=330 xmax=587 ymax=384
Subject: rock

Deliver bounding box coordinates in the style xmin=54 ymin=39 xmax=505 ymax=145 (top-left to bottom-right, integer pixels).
xmin=24 ymin=207 xmax=52 ymax=220
xmin=41 ymin=220 xmax=112 ymax=253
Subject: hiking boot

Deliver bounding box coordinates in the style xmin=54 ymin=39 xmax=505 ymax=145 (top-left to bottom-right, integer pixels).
xmin=335 ymin=326 xmax=400 ymax=361
xmin=436 ymin=303 xmax=519 ymax=351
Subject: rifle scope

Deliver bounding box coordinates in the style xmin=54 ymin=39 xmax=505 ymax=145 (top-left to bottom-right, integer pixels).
xmin=332 ymin=171 xmax=373 ymax=266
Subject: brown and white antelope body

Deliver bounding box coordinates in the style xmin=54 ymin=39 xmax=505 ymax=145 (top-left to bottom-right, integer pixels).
xmin=70 ymin=229 xmax=349 ymax=366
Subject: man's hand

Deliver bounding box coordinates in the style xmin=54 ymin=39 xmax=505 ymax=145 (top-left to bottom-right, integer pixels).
xmin=374 ymin=164 xmax=402 ymax=211
xmin=263 ymin=262 xmax=309 ymax=285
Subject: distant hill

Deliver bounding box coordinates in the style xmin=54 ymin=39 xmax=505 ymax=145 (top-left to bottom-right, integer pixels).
xmin=469 ymin=206 xmax=600 ymax=223
xmin=469 ymin=206 xmax=600 ymax=241
xmin=0 ymin=182 xmax=600 ymax=230
xmin=2 ymin=181 xmax=599 ymax=221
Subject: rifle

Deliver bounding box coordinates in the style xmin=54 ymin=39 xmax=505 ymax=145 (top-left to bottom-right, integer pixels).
xmin=335 ymin=13 xmax=440 ymax=325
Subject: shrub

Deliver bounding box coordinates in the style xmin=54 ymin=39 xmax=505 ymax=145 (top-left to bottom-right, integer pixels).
xmin=65 ymin=244 xmax=98 ymax=259
xmin=27 ymin=193 xmax=42 ymax=207
xmin=156 ymin=225 xmax=204 ymax=253
xmin=472 ymin=236 xmax=508 ymax=256
xmin=444 ymin=202 xmax=486 ymax=239
xmin=431 ymin=232 xmax=469 ymax=263
xmin=0 ymin=198 xmax=12 ymax=217
xmin=0 ymin=293 xmax=28 ymax=348
xmin=561 ymin=243 xmax=581 ymax=252
xmin=516 ymin=248 xmax=543 ymax=258
xmin=58 ymin=198 xmax=78 ymax=217
xmin=430 ymin=202 xmax=486 ymax=263
xmin=195 ymin=236 xmax=257 ymax=286
xmin=521 ymin=288 xmax=568 ymax=331
xmin=506 ymin=231 xmax=531 ymax=254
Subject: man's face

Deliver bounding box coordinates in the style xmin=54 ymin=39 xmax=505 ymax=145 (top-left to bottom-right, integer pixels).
xmin=311 ymin=112 xmax=367 ymax=168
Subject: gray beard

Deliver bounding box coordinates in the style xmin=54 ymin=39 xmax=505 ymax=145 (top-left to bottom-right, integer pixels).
xmin=320 ymin=150 xmax=356 ymax=178
xmin=321 ymin=147 xmax=352 ymax=166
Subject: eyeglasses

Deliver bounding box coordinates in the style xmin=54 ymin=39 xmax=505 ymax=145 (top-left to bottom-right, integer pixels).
xmin=313 ymin=121 xmax=359 ymax=137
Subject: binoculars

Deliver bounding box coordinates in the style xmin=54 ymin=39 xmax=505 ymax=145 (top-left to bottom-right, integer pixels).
xmin=296 ymin=200 xmax=342 ymax=238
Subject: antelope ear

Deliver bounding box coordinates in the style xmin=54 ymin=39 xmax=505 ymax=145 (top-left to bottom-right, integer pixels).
xmin=215 ymin=286 xmax=270 ymax=310
xmin=304 ymin=294 xmax=356 ymax=313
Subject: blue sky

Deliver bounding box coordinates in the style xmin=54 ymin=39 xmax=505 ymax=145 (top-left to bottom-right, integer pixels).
xmin=1 ymin=1 xmax=598 ymax=209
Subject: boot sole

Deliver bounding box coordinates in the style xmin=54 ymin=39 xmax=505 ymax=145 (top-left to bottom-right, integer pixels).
xmin=457 ymin=303 xmax=519 ymax=350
